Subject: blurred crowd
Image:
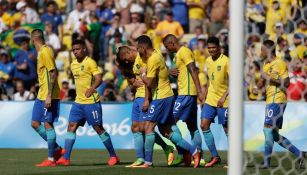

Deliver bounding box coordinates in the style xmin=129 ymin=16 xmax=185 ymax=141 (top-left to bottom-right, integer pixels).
xmin=0 ymin=0 xmax=306 ymax=102
xmin=245 ymin=0 xmax=307 ymax=101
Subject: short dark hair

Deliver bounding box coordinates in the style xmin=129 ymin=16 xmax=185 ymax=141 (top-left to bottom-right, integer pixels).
xmin=47 ymin=0 xmax=57 ymax=7
xmin=163 ymin=34 xmax=177 ymax=44
xmin=31 ymin=29 xmax=44 ymax=41
xmin=252 ymin=61 xmax=261 ymax=70
xmin=116 ymin=46 xmax=129 ymax=62
xmin=136 ymin=35 xmax=153 ymax=49
xmin=207 ymin=36 xmax=220 ymax=46
xmin=72 ymin=39 xmax=85 ymax=47
xmin=263 ymin=39 xmax=276 ymax=55
xmin=276 ymin=37 xmax=285 ymax=45
xmin=77 ymin=0 xmax=83 ymax=4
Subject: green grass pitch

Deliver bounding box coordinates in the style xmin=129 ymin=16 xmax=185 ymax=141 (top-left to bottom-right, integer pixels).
xmin=0 ymin=149 xmax=306 ymax=175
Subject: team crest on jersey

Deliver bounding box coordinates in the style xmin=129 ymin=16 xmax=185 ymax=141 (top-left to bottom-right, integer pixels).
xmin=217 ymin=65 xmax=221 ymax=71
xmin=136 ymin=64 xmax=140 ymax=69
xmin=81 ymin=65 xmax=84 ymax=71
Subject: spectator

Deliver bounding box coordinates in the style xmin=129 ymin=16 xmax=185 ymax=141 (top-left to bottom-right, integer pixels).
xmin=41 ymin=1 xmax=63 ymax=37
xmin=245 ymin=0 xmax=265 ymax=34
xmin=276 ymin=37 xmax=292 ymax=62
xmin=187 ymin=0 xmax=205 ymax=33
xmin=0 ymin=1 xmax=9 ymax=33
xmin=152 ymin=0 xmax=170 ymax=21
xmin=13 ymin=80 xmax=35 ymax=101
xmin=84 ymin=12 xmax=101 ymax=62
xmin=290 ymin=33 xmax=306 ymax=60
xmin=108 ymin=31 xmax=127 ymax=64
xmin=60 ymin=79 xmax=70 ymax=101
xmin=97 ymin=0 xmax=114 ymax=62
xmin=13 ymin=38 xmax=37 ymax=90
xmin=269 ymin=22 xmax=287 ymax=42
xmin=265 ymin=0 xmax=286 ymax=37
xmin=287 ymin=59 xmax=306 ymax=101
xmin=106 ymin=13 xmax=126 ymax=45
xmin=247 ymin=61 xmax=264 ymax=101
xmin=66 ymin=0 xmax=90 ymax=39
xmin=16 ymin=1 xmax=40 ymax=25
xmin=146 ymin=16 xmax=161 ymax=50
xmin=0 ymin=49 xmax=15 ymax=96
xmin=156 ymin=11 xmax=184 ymax=39
xmin=206 ymin=0 xmax=228 ymax=36
xmin=295 ymin=19 xmax=307 ymax=35
xmin=171 ymin=0 xmax=189 ymax=33
xmin=124 ymin=12 xmax=146 ymax=45
xmin=188 ymin=26 xmax=204 ymax=50
xmin=45 ymin=21 xmax=61 ymax=52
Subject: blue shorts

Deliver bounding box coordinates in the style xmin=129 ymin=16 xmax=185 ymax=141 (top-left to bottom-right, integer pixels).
xmin=145 ymin=96 xmax=175 ymax=125
xmin=69 ymin=102 xmax=103 ymax=126
xmin=201 ymin=103 xmax=228 ymax=126
xmin=131 ymin=97 xmax=147 ymax=122
xmin=32 ymin=99 xmax=60 ymax=123
xmin=173 ymin=95 xmax=197 ymax=123
xmin=264 ymin=103 xmax=286 ymax=129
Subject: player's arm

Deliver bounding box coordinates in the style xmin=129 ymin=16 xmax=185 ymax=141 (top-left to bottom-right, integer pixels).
xmin=187 ymin=62 xmax=204 ymax=103
xmin=85 ymin=60 xmax=102 ymax=98
xmin=260 ymin=73 xmax=289 ymax=88
xmin=43 ymin=48 xmax=58 ymax=108
xmin=142 ymin=84 xmax=152 ymax=112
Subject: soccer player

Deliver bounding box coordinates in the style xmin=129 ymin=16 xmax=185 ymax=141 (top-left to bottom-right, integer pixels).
xmin=30 ymin=29 xmax=63 ymax=167
xmin=200 ymin=36 xmax=229 ymax=167
xmin=116 ymin=45 xmax=175 ymax=167
xmin=136 ymin=35 xmax=201 ymax=168
xmin=56 ymin=39 xmax=120 ymax=166
xmin=162 ymin=34 xmax=205 ymax=166
xmin=256 ymin=40 xmax=306 ymax=169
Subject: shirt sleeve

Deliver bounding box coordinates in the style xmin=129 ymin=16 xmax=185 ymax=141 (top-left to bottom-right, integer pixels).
xmin=42 ymin=47 xmax=56 ymax=71
xmin=89 ymin=59 xmax=101 ymax=76
xmin=181 ymin=48 xmax=194 ymax=66
xmin=176 ymin=22 xmax=184 ymax=37
xmin=147 ymin=55 xmax=159 ymax=78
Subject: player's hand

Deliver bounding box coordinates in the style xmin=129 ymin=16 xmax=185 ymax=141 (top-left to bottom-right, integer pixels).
xmin=142 ymin=99 xmax=150 ymax=112
xmin=197 ymin=91 xmax=205 ymax=104
xmin=169 ymin=68 xmax=179 ymax=76
xmin=85 ymin=87 xmax=96 ymax=98
xmin=140 ymin=67 xmax=147 ymax=74
xmin=133 ymin=78 xmax=144 ymax=88
xmin=45 ymin=95 xmax=52 ymax=109
xmin=217 ymin=96 xmax=226 ymax=108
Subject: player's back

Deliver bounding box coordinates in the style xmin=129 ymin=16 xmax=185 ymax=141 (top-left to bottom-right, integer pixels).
xmin=263 ymin=57 xmax=288 ymax=104
xmin=174 ymin=46 xmax=197 ymax=96
xmin=205 ymin=54 xmax=229 ymax=107
xmin=71 ymin=56 xmax=100 ymax=104
xmin=147 ymin=49 xmax=173 ymax=100
xmin=37 ymin=45 xmax=60 ymax=100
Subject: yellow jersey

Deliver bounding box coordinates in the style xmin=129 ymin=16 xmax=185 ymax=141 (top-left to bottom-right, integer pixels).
xmin=71 ymin=56 xmax=101 ymax=104
xmin=174 ymin=46 xmax=197 ymax=96
xmin=156 ymin=20 xmax=184 ymax=38
xmin=146 ymin=29 xmax=162 ymax=50
xmin=37 ymin=45 xmax=60 ymax=100
xmin=147 ymin=50 xmax=174 ymax=100
xmin=187 ymin=0 xmax=205 ymax=19
xmin=133 ymin=53 xmax=147 ymax=98
xmin=263 ymin=57 xmax=288 ymax=104
xmin=205 ymin=54 xmax=229 ymax=107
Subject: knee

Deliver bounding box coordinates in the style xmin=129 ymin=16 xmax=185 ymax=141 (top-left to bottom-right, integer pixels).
xmin=200 ymin=122 xmax=209 ymax=131
xmin=93 ymin=125 xmax=105 ymax=135
xmin=31 ymin=121 xmax=40 ymax=129
xmin=67 ymin=123 xmax=78 ymax=132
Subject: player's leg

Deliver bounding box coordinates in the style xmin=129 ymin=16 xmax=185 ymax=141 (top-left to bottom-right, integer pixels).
xmin=128 ymin=98 xmax=145 ymax=167
xmin=271 ymin=104 xmax=305 ymax=168
xmin=261 ymin=104 xmax=278 ymax=168
xmin=57 ymin=103 xmax=84 ymax=166
xmin=36 ymin=99 xmax=61 ymax=167
xmin=56 ymin=122 xmax=79 ymax=166
xmin=200 ymin=104 xmax=220 ymax=167
xmin=160 ymin=96 xmax=200 ymax=168
xmin=88 ymin=102 xmax=119 ymax=166
xmin=217 ymin=107 xmax=229 ymax=168
xmin=153 ymin=131 xmax=175 ymax=165
xmin=31 ymin=99 xmax=61 ymax=152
